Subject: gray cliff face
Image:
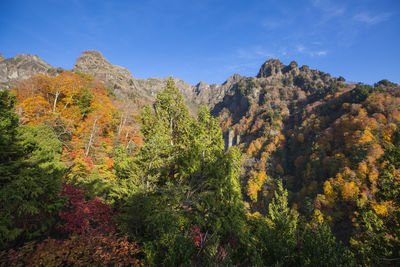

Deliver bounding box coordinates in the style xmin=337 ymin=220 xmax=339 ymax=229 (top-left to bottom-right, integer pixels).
xmin=73 ymin=51 xmax=135 ymax=90
xmin=73 ymin=50 xmax=146 ymax=100
xmin=191 ymin=73 xmax=245 ymax=108
xmin=257 ymin=58 xmax=335 ymax=90
xmin=0 ymin=52 xmax=338 ymax=119
xmin=0 ymin=54 xmax=56 ymax=88
xmin=72 ymin=50 xmax=242 ymax=112
xmin=0 ymin=50 xmax=239 ymax=113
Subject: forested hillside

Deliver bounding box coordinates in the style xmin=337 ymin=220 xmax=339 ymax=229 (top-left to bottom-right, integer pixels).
xmin=0 ymin=57 xmax=399 ymax=266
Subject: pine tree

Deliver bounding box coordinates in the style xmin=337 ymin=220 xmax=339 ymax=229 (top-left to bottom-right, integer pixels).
xmin=117 ymin=79 xmax=248 ymax=265
xmin=264 ymin=180 xmax=299 ymax=265
xmin=0 ymin=90 xmax=65 ymax=248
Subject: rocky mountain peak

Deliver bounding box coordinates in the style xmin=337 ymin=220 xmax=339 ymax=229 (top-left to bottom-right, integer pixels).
xmin=257 ymin=58 xmax=285 ymax=78
xmin=254 ymin=58 xmax=337 ymax=91
xmin=73 ymin=50 xmax=136 ymax=94
xmin=74 ymin=50 xmax=133 ymax=78
xmin=0 ymin=53 xmax=55 ymax=88
xmin=74 ymin=51 xmax=114 ymax=71
xmin=0 ymin=53 xmax=4 ymax=61
xmin=225 ymin=73 xmax=243 ymax=84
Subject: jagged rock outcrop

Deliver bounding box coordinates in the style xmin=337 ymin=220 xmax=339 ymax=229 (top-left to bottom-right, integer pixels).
xmin=1 ymin=52 xmax=340 ymax=118
xmin=72 ymin=51 xmax=226 ymax=111
xmin=0 ymin=54 xmax=56 ymax=88
xmin=73 ymin=51 xmax=137 ymax=93
xmin=191 ymin=73 xmax=244 ymax=108
xmin=72 ymin=50 xmax=242 ymax=112
xmin=257 ymin=59 xmax=336 ymax=92
xmin=0 ymin=50 xmax=243 ymax=113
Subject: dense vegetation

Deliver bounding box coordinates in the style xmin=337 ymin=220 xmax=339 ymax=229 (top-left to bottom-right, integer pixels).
xmin=0 ymin=70 xmax=399 ymax=266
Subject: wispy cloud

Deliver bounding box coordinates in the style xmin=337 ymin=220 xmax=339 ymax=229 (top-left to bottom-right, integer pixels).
xmin=296 ymin=44 xmax=327 ymax=57
xmin=353 ymin=12 xmax=391 ymax=25
xmin=311 ymin=0 xmax=346 ymax=20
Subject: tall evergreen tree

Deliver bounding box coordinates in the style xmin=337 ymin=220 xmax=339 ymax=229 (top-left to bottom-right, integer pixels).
xmin=0 ymin=90 xmax=65 ymax=248
xmin=118 ymin=79 xmax=248 ymax=265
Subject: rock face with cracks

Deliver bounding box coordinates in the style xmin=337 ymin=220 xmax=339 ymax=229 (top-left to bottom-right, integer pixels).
xmin=0 ymin=54 xmax=60 ymax=89
xmin=0 ymin=50 xmax=244 ymax=113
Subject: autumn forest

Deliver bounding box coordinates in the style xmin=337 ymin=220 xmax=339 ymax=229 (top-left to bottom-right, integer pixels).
xmin=0 ymin=58 xmax=399 ymax=266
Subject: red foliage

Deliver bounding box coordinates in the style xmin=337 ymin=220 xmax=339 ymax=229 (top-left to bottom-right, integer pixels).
xmin=191 ymin=225 xmax=202 ymax=248
xmin=190 ymin=225 xmax=208 ymax=249
xmin=58 ymin=184 xmax=114 ymax=235
xmin=0 ymin=233 xmax=142 ymax=266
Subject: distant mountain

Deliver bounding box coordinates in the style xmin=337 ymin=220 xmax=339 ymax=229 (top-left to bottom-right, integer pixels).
xmin=72 ymin=51 xmax=241 ymax=112
xmin=0 ymin=53 xmax=64 ymax=89
xmin=0 ymin=51 xmax=244 ymax=113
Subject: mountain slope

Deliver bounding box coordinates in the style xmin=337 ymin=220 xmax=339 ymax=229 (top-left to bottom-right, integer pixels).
xmin=0 ymin=54 xmax=61 ymax=89
xmin=0 ymin=51 xmax=242 ymax=113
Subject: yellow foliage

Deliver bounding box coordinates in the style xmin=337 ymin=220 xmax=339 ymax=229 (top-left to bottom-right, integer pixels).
xmin=350 ymin=237 xmax=359 ymax=246
xmin=247 ymin=211 xmax=262 ymax=218
xmin=272 ymin=136 xmax=280 ymax=145
xmin=254 ymin=139 xmax=262 ymax=150
xmin=358 ymin=129 xmax=374 ymax=144
xmin=313 ymin=209 xmax=325 ymax=224
xmin=323 ymin=180 xmax=337 ymax=208
xmin=382 ymin=124 xmax=395 ymax=142
xmin=19 ymin=96 xmax=51 ymax=125
xmin=265 ymin=142 xmax=276 ymax=153
xmin=358 ymin=108 xmax=368 ymax=118
xmin=371 ymin=201 xmax=388 ymax=216
xmin=323 ymin=181 xmax=334 ymax=198
xmin=357 ymin=161 xmax=368 ymax=178
xmin=247 ymin=171 xmax=268 ymax=202
xmin=260 ymin=152 xmax=269 ymax=161
xmin=247 ymin=142 xmax=257 ymax=155
xmin=341 ymin=181 xmax=360 ymax=201
xmin=368 ymin=168 xmax=379 ymax=184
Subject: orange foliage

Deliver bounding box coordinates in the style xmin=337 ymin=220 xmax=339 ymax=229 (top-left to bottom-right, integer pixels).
xmin=341 ymin=181 xmax=360 ymax=202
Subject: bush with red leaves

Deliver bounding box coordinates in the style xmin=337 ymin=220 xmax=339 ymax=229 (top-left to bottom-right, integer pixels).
xmin=58 ymin=184 xmax=114 ymax=235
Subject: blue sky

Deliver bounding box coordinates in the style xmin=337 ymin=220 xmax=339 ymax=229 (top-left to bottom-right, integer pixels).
xmin=1 ymin=0 xmax=399 ymax=85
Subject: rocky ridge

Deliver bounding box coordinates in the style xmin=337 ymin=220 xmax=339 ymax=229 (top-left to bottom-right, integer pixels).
xmin=0 ymin=54 xmax=62 ymax=89
xmin=0 ymin=51 xmax=243 ymax=113
xmin=0 ymin=52 xmax=340 ymax=115
xmin=72 ymin=51 xmax=242 ymax=112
